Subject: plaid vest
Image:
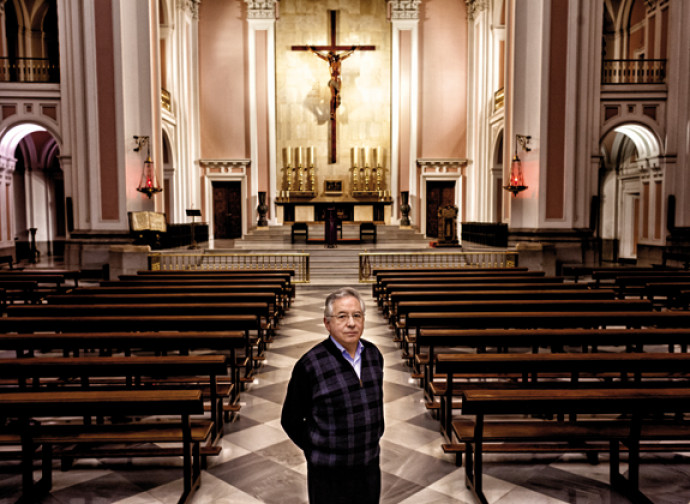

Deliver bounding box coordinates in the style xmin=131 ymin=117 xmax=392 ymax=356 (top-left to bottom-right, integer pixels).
xmin=300 ymin=338 xmax=384 ymax=467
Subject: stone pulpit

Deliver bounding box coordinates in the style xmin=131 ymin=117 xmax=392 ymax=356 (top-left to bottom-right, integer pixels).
xmin=436 ymin=204 xmax=459 ymax=247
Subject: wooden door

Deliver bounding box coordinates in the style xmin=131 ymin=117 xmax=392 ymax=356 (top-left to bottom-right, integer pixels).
xmin=426 ymin=181 xmax=455 ymax=238
xmin=212 ymin=182 xmax=242 ymax=239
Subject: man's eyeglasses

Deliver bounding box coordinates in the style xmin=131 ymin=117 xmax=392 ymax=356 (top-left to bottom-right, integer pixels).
xmin=330 ymin=312 xmax=364 ymax=322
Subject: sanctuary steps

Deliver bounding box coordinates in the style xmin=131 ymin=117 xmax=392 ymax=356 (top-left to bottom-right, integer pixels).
xmin=211 ymin=224 xmax=431 ymax=284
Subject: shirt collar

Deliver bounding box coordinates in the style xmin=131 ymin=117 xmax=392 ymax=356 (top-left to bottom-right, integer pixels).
xmin=329 ymin=336 xmax=363 ymax=360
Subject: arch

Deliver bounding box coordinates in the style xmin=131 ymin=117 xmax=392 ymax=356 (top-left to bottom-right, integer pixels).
xmin=597 ymin=121 xmax=663 ymax=262
xmin=490 ymin=128 xmax=505 ymax=223
xmin=0 ymin=118 xmax=62 ymax=157
xmin=161 ymin=127 xmax=175 ymax=220
xmin=613 ymin=124 xmax=659 ymax=159
xmin=0 ymin=120 xmax=63 ymax=260
xmin=600 ymin=118 xmax=663 ymax=157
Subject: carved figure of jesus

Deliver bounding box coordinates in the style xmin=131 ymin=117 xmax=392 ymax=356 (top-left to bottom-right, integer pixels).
xmin=309 ymin=46 xmax=356 ymax=117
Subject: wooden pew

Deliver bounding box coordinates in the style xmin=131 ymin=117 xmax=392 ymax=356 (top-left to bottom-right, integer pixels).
xmin=101 ymin=278 xmax=292 ymax=309
xmin=644 ymin=282 xmax=690 ymax=309
xmin=418 ymin=327 xmax=690 ymax=409
xmin=8 ymin=302 xmax=272 ymax=331
xmin=0 ymin=273 xmax=67 ymax=296
xmin=385 ymin=287 xmax=614 ymax=322
xmin=435 ymin=352 xmax=690 ymax=441
xmin=613 ymin=273 xmax=690 ymax=298
xmin=0 ymin=315 xmax=261 ymax=382
xmin=137 ymin=268 xmax=295 ymax=278
xmin=0 ymin=254 xmax=14 ymax=269
xmin=681 ymin=290 xmax=690 ymax=310
xmin=8 ymin=301 xmax=269 ymax=317
xmin=126 ymin=270 xmax=296 ymax=300
xmin=379 ymin=278 xmax=568 ymax=309
xmin=559 ymin=266 xmax=677 ymax=284
xmin=396 ymin=299 xmax=651 ymax=346
xmin=592 ymin=268 xmax=690 ymax=286
xmin=0 ymin=389 xmax=206 ymax=504
xmin=7 ymin=303 xmax=272 ymax=370
xmin=0 ymin=280 xmax=39 ymax=306
xmin=0 ymin=269 xmax=81 ymax=286
xmin=69 ymin=284 xmax=287 ymax=314
xmin=0 ymin=355 xmax=228 ymax=444
xmin=45 ymin=291 xmax=282 ymax=326
xmin=405 ymin=310 xmax=690 ymax=337
xmin=376 ymin=272 xmax=549 ymax=304
xmin=454 ymin=386 xmax=690 ymax=504
xmin=0 ymin=331 xmax=247 ymax=407
xmin=372 ymin=268 xmax=531 ymax=297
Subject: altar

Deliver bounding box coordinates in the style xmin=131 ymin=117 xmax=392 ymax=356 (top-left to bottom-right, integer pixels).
xmin=275 ymin=196 xmax=393 ymax=223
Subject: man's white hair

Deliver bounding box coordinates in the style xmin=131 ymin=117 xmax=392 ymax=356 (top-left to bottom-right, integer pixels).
xmin=324 ymin=287 xmax=366 ymax=318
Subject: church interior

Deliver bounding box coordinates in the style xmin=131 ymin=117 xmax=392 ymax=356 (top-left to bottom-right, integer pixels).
xmin=2 ymin=0 xmax=690 ymax=502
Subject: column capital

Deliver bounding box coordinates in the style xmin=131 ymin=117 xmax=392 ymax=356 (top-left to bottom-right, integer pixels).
xmin=388 ymin=0 xmax=421 ymax=20
xmin=465 ymin=0 xmax=488 ymax=21
xmin=244 ymin=0 xmax=278 ymax=20
xmin=177 ymin=0 xmax=200 ymax=19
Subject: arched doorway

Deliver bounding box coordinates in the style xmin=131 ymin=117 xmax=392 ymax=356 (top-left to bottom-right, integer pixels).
xmin=162 ymin=131 xmax=174 ymax=220
xmin=0 ymin=123 xmax=63 ymax=261
xmin=491 ymin=130 xmax=504 ymax=223
xmin=598 ymin=123 xmax=662 ymax=262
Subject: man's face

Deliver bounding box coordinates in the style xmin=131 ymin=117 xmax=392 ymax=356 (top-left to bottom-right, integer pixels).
xmin=324 ymin=295 xmax=365 ymax=354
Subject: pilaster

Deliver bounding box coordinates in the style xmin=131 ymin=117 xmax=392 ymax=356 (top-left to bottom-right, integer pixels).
xmin=389 ymin=0 xmax=420 ymax=226
xmin=245 ymin=0 xmax=278 ymax=227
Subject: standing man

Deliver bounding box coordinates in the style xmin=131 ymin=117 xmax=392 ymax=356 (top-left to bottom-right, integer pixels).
xmin=281 ymin=287 xmax=384 ymax=504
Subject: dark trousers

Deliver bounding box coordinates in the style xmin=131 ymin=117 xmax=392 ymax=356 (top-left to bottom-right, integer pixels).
xmin=307 ymin=457 xmax=381 ymax=504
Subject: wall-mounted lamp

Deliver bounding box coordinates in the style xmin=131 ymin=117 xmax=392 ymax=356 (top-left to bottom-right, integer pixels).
xmin=504 ymin=134 xmax=531 ymax=197
xmin=134 ymin=135 xmax=162 ymax=198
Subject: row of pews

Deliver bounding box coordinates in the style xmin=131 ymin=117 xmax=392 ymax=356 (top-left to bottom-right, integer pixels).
xmin=373 ymin=265 xmax=690 ymax=504
xmin=0 ymin=267 xmax=295 ymax=504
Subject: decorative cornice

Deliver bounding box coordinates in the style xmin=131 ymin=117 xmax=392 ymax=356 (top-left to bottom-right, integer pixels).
xmin=465 ymin=0 xmax=488 ymax=21
xmin=0 ymin=154 xmax=17 ymax=174
xmin=417 ymin=158 xmax=468 ymax=174
xmin=244 ymin=0 xmax=278 ymax=20
xmin=199 ymin=159 xmax=251 ymax=175
xmin=388 ymin=0 xmax=421 ymax=20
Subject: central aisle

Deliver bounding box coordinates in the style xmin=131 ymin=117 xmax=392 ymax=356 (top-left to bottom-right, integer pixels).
xmin=195 ymin=285 xmax=574 ymax=504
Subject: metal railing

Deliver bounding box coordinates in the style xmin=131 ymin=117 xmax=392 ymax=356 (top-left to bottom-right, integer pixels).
xmin=149 ymin=252 xmax=311 ymax=283
xmin=601 ymin=59 xmax=666 ymax=84
xmin=0 ymin=57 xmax=59 ymax=83
xmin=358 ymin=251 xmax=519 ymax=282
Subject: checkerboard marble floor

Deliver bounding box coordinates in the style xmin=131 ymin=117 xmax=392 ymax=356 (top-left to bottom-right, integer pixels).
xmin=2 ymin=285 xmax=690 ymax=503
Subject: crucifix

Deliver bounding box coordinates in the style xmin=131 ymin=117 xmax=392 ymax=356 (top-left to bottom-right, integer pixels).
xmin=292 ymin=10 xmax=375 ymax=164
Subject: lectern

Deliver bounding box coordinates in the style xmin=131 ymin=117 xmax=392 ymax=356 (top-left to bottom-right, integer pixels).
xmin=324 ymin=207 xmax=338 ymax=248
xmin=186 ymin=209 xmax=202 ymax=249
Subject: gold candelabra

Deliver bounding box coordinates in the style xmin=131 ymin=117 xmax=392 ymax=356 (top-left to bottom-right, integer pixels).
xmin=281 ymin=146 xmax=315 ymax=198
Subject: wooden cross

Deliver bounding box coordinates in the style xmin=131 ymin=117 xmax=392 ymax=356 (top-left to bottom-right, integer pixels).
xmin=292 ymin=10 xmax=375 ymax=164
